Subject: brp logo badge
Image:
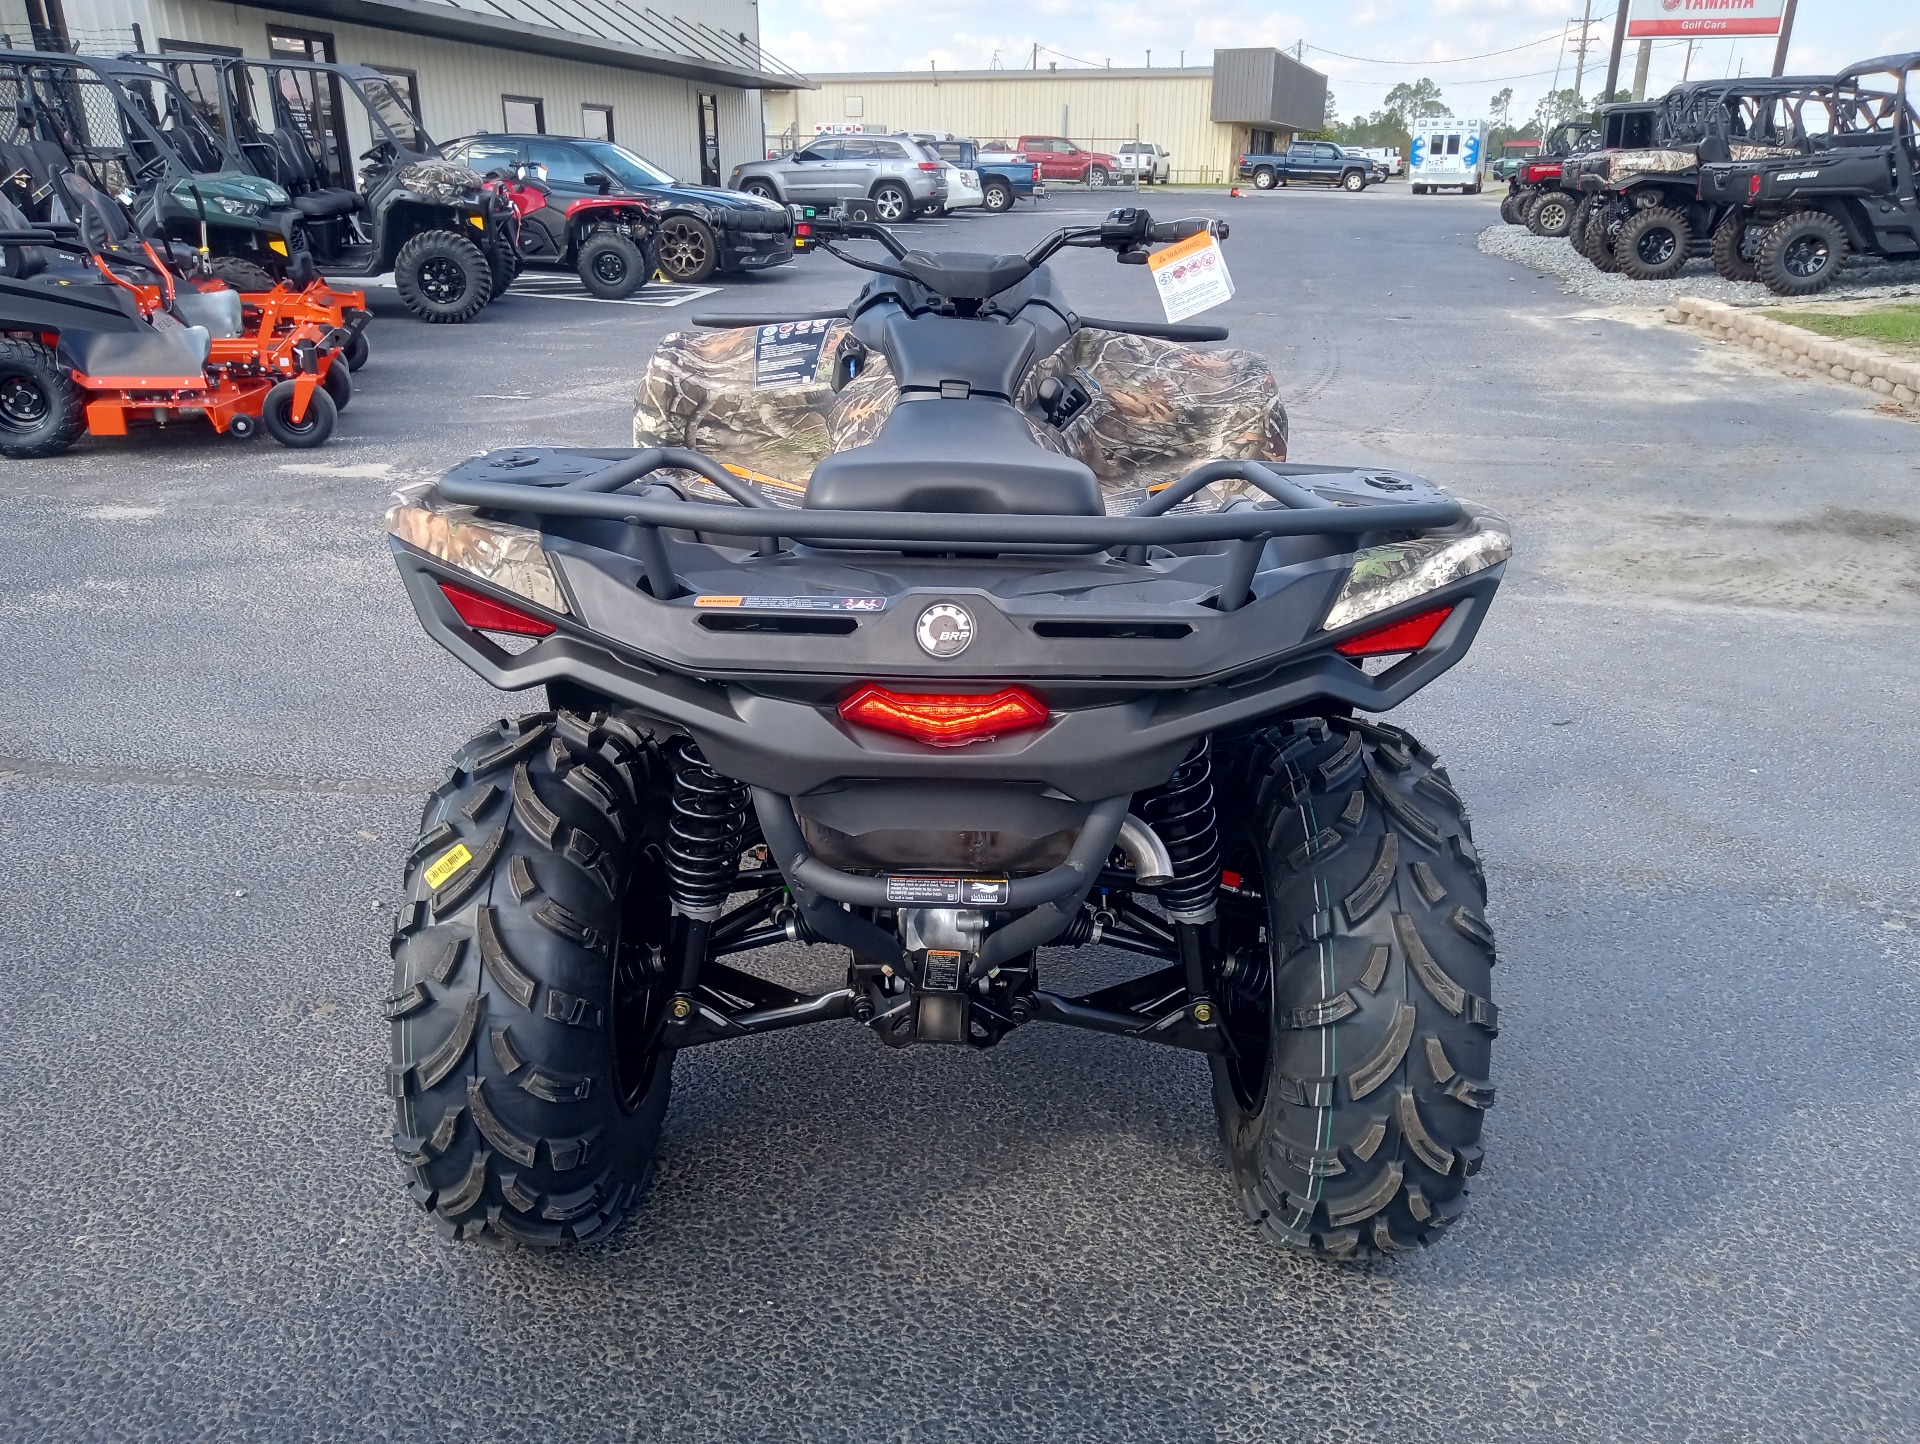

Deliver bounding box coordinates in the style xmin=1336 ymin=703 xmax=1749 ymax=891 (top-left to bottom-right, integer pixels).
xmin=915 ymin=602 xmax=974 ymax=657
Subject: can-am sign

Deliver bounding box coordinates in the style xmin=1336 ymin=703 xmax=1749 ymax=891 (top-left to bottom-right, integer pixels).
xmin=1627 ymin=0 xmax=1787 ymax=38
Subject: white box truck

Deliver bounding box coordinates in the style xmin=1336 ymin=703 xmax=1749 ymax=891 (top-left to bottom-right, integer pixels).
xmin=1410 ymin=118 xmax=1488 ymax=195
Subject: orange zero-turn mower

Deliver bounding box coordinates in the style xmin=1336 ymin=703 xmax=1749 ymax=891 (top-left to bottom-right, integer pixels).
xmin=0 ymin=217 xmax=366 ymax=458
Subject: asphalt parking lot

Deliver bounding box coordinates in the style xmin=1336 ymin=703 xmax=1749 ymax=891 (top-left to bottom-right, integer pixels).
xmin=4 ymin=186 xmax=1918 ymax=1443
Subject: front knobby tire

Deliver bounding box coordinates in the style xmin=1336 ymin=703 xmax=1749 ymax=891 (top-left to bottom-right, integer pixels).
xmin=1213 ymin=717 xmax=1498 ymax=1261
xmin=389 ymin=712 xmax=676 ymax=1247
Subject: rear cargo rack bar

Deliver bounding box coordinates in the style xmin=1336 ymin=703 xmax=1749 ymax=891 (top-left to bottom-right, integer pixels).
xmin=438 ymin=448 xmax=1463 ymax=601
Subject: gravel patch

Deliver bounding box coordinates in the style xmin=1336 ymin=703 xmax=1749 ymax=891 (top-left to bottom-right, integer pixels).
xmin=1479 ymin=223 xmax=1920 ymax=308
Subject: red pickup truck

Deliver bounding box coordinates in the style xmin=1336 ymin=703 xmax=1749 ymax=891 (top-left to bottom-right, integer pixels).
xmin=984 ymin=136 xmax=1121 ymax=187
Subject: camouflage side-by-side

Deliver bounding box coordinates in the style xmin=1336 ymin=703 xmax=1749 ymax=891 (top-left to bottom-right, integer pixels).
xmin=391 ymin=159 xmax=490 ymax=206
xmin=633 ymin=320 xmax=1289 ymax=512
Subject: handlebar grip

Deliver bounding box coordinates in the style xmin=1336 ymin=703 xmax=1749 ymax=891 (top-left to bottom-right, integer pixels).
xmin=1147 ymin=218 xmax=1229 ymax=243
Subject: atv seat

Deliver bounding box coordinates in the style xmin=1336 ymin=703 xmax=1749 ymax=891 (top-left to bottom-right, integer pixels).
xmin=266 ymin=130 xmax=362 ymax=217
xmin=291 ymin=190 xmax=364 ymax=219
xmin=804 ymin=397 xmax=1103 ymax=516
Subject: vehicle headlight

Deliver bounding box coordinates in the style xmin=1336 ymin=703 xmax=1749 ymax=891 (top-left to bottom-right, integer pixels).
xmin=385 ymin=481 xmax=569 ymax=614
xmin=1322 ymin=509 xmax=1510 ymax=631
xmin=211 ymin=195 xmax=262 ymax=217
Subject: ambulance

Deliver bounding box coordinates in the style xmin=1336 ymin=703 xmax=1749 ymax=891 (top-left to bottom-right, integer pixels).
xmin=1410 ymin=117 xmax=1488 ymax=194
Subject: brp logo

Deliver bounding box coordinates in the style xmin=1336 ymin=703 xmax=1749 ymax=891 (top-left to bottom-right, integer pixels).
xmin=915 ymin=602 xmax=974 ymax=657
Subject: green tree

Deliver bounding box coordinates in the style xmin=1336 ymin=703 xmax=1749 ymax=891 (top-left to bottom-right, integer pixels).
xmin=1489 ymin=87 xmax=1514 ymax=129
xmin=1531 ymin=87 xmax=1586 ymax=131
xmin=1383 ymin=78 xmax=1450 ymax=122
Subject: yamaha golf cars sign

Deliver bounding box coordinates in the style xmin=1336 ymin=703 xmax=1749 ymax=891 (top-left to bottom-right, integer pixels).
xmin=1627 ymin=0 xmax=1787 ymax=38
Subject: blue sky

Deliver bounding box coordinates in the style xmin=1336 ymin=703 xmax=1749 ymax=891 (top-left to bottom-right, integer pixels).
xmin=759 ymin=1 xmax=1917 ymax=124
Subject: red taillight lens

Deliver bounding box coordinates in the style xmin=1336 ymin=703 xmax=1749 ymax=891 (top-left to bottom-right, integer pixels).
xmin=439 ymin=580 xmax=557 ymax=637
xmin=919 ymin=161 xmax=942 ymax=171
xmin=1332 ymin=605 xmax=1453 ymax=658
xmin=1031 ymin=166 xmax=1040 ymax=181
xmin=838 ymin=685 xmax=1050 ymax=748
xmin=1749 ymin=173 xmax=1762 ymax=198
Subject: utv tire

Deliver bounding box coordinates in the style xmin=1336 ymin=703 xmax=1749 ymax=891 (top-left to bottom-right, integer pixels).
xmin=0 ymin=338 xmax=85 ymax=459
xmin=656 ymin=215 xmax=718 ymax=283
xmin=1499 ymin=191 xmax=1521 ymax=225
xmin=1213 ymin=717 xmax=1497 ymax=1261
xmin=578 ymin=230 xmax=647 ymax=299
xmin=344 ymin=331 xmax=370 ymax=373
xmin=982 ymin=178 xmax=1014 ymax=212
xmin=1710 ymin=211 xmax=1763 ymax=283
xmin=1614 ymin=206 xmax=1691 ymax=281
xmin=1568 ymin=193 xmax=1604 ymax=252
xmin=1579 ymin=201 xmax=1621 ymax=272
xmin=870 ymin=182 xmax=912 ymax=224
xmin=389 ymin=712 xmax=675 ymax=1247
xmin=262 ymin=379 xmax=336 ymax=448
xmin=488 ymin=244 xmax=518 ymax=299
xmin=207 ymin=256 xmax=278 ymax=293
xmin=1757 ymin=210 xmax=1848 ymax=297
xmin=1527 ymin=191 xmax=1575 ymax=239
xmin=395 ymin=230 xmax=494 ymax=323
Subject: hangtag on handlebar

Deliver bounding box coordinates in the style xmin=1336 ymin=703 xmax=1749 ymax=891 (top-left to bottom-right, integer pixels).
xmin=1148 ymin=230 xmax=1235 ymax=323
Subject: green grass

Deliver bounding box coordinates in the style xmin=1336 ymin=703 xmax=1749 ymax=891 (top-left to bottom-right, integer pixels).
xmin=1773 ymin=304 xmax=1920 ymax=351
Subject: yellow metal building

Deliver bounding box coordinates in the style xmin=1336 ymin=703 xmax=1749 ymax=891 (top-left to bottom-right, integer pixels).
xmin=762 ymin=49 xmax=1328 ymax=185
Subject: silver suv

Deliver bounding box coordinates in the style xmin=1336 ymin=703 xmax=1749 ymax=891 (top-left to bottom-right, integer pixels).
xmin=731 ymin=135 xmax=948 ymax=222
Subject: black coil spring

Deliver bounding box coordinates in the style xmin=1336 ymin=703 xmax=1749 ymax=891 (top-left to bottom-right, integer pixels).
xmin=664 ymin=735 xmax=751 ymax=915
xmin=1139 ymin=736 xmax=1220 ymax=918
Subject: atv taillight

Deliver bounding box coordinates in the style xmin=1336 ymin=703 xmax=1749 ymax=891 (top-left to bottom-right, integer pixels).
xmin=439 ymin=580 xmax=557 ymax=637
xmin=839 ymin=685 xmax=1050 ymax=748
xmin=1332 ymin=605 xmax=1452 ymax=658
xmin=1749 ymin=173 xmax=1762 ymax=198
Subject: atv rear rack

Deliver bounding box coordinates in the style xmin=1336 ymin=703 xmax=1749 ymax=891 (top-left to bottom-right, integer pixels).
xmin=438 ymin=447 xmax=1464 ymax=609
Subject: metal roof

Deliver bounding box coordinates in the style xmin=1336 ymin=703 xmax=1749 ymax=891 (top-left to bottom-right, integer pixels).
xmin=229 ymin=0 xmax=814 ymax=90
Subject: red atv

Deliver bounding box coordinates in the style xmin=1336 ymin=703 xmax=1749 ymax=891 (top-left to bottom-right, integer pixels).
xmin=488 ymin=166 xmax=660 ymax=299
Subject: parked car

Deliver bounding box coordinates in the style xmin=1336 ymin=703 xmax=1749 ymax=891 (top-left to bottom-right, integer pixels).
xmin=730 ymin=135 xmax=947 ymax=222
xmin=1118 ymin=142 xmax=1171 ymax=184
xmin=1345 ymin=148 xmax=1390 ymax=184
xmin=1354 ymin=146 xmax=1404 ymax=176
xmin=896 ymin=134 xmax=980 ymax=211
xmin=908 ymin=136 xmax=1044 ymax=211
xmin=1237 ymin=140 xmax=1373 ymax=191
xmin=988 ymin=136 xmax=1120 ymax=187
xmin=443 ymin=134 xmax=792 ymax=284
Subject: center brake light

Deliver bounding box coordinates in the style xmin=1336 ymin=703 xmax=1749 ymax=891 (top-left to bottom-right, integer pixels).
xmin=839 ymin=685 xmax=1050 ymax=748
xmin=439 ymin=580 xmax=557 ymax=637
xmin=1332 ymin=604 xmax=1453 ymax=658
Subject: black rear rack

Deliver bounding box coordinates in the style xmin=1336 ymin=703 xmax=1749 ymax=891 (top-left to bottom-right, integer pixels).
xmin=437 ymin=448 xmax=1463 ymax=609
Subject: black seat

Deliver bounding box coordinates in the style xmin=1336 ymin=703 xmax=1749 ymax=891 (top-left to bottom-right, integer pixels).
xmin=264 ymin=129 xmax=360 ymax=217
xmin=805 ymin=398 xmax=1103 ymax=516
xmin=291 ymin=190 xmax=362 ymax=218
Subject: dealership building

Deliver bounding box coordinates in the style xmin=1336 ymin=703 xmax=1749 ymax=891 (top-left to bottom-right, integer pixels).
xmin=1 ymin=0 xmax=811 ymax=183
xmin=761 ymin=48 xmax=1329 ymax=184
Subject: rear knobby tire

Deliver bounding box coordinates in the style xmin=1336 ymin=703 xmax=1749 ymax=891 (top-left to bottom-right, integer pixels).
xmin=1213 ymin=717 xmax=1497 ymax=1261
xmin=389 ymin=711 xmax=676 ymax=1247
xmin=0 ymin=337 xmax=85 ymax=458
xmin=1757 ymin=210 xmax=1848 ymax=297
xmin=395 ymin=229 xmax=494 ymax=323
xmin=207 ymin=256 xmax=278 ymax=293
xmin=1710 ymin=211 xmax=1763 ymax=283
xmin=577 ymin=230 xmax=646 ymax=299
xmin=1614 ymin=206 xmax=1691 ymax=281
xmin=1527 ymin=191 xmax=1574 ymax=239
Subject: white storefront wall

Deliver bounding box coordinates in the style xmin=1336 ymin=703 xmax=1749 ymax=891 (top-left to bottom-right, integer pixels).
xmin=25 ymin=0 xmax=762 ymax=180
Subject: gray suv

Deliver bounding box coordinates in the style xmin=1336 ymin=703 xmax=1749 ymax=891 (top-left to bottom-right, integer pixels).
xmin=731 ymin=135 xmax=947 ymax=221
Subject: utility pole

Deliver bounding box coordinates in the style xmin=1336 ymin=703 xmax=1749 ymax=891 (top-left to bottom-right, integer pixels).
xmin=1631 ymin=39 xmax=1652 ymax=100
xmin=1682 ymin=38 xmax=1695 ymax=83
xmin=1601 ymin=0 xmax=1631 ymax=102
xmin=1771 ymin=0 xmax=1799 ymax=76
xmin=1571 ymin=0 xmax=1595 ymax=106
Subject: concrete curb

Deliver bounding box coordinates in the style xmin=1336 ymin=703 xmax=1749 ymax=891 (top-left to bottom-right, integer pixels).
xmin=1665 ymin=296 xmax=1919 ymax=406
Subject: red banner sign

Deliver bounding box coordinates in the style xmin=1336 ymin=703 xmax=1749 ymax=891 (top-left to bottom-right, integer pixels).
xmin=1626 ymin=0 xmax=1786 ymax=38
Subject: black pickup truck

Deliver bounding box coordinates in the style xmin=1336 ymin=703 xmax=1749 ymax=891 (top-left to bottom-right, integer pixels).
xmin=1697 ymin=52 xmax=1920 ymax=294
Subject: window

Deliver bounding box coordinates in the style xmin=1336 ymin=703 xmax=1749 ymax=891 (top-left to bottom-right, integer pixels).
xmin=844 ymin=95 xmax=863 ymax=117
xmin=503 ymin=95 xmax=545 ymax=134
xmin=366 ymin=69 xmax=424 ymax=150
xmin=453 ymin=138 xmax=522 ymax=175
xmin=1445 ymin=134 xmax=1460 ymax=155
xmin=581 ymin=104 xmax=612 ymax=142
xmin=795 ymin=139 xmax=839 ymax=162
xmin=868 ymin=140 xmax=908 ymax=159
xmin=526 ymin=138 xmax=592 ymax=184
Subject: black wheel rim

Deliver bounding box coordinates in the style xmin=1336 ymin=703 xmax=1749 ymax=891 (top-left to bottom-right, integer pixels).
xmin=0 ymin=374 xmax=51 ymax=434
xmin=592 ymin=248 xmax=628 ymax=284
xmin=418 ymin=255 xmax=467 ymax=304
xmin=276 ymin=396 xmax=320 ymax=435
xmin=1784 ymin=234 xmax=1829 ymax=279
xmin=1636 ymin=226 xmax=1678 ymax=266
xmin=1741 ymin=226 xmax=1764 ymax=262
xmin=659 ymin=220 xmax=709 ymax=276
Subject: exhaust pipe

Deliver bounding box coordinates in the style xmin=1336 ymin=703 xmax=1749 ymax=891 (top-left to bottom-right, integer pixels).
xmin=1116 ymin=814 xmax=1174 ymax=888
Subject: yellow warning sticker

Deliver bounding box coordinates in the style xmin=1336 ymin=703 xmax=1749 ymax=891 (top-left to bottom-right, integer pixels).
xmin=424 ymin=842 xmax=474 ymax=890
xmin=722 ymin=462 xmax=806 ymax=494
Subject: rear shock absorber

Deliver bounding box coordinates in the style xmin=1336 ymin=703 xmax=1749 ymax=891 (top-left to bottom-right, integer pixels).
xmin=664 ymin=734 xmax=751 ymax=1012
xmin=1139 ymin=737 xmax=1222 ymax=1034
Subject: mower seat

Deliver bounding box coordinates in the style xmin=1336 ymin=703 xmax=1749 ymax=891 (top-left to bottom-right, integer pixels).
xmin=62 ymin=323 xmax=211 ymax=382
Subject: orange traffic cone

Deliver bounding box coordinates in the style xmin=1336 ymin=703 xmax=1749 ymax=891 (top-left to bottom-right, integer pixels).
xmin=1229 ymin=185 xmax=1243 ymax=197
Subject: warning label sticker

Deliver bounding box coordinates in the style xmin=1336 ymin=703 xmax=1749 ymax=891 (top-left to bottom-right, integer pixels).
xmin=754 ymin=318 xmax=835 ymax=389
xmin=1147 ymin=230 xmax=1235 ymax=323
xmin=884 ymin=876 xmax=1010 ymax=906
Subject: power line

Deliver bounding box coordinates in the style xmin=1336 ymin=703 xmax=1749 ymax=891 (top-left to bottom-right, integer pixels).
xmin=1302 ymin=17 xmax=1611 ymax=67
